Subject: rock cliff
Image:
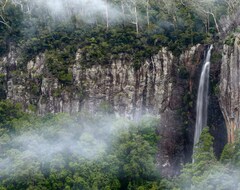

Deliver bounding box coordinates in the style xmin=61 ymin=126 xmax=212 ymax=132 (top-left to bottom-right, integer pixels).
xmin=220 ymin=35 xmax=240 ymax=143
xmin=0 ymin=46 xmax=203 ymax=118
xmin=0 ymin=44 xmax=206 ymax=176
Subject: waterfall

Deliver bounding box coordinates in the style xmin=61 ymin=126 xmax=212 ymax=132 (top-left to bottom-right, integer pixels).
xmin=194 ymin=45 xmax=213 ymax=146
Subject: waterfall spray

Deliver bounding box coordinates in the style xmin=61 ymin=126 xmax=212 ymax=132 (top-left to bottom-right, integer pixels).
xmin=194 ymin=45 xmax=213 ymax=146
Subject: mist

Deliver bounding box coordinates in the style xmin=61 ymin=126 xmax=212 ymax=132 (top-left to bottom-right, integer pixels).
xmin=23 ymin=0 xmax=122 ymax=24
xmin=180 ymin=165 xmax=240 ymax=190
xmin=0 ymin=113 xmax=159 ymax=178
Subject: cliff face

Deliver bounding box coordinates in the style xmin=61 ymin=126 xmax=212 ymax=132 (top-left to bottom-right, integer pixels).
xmin=0 ymin=44 xmax=205 ymax=176
xmin=220 ymin=35 xmax=240 ymax=143
xmin=2 ymin=38 xmax=238 ymax=173
xmin=73 ymin=48 xmax=174 ymax=118
xmin=0 ymin=46 xmax=203 ymax=118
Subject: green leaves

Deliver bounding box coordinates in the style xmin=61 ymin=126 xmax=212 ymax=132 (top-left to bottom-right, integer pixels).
xmin=193 ymin=128 xmax=216 ymax=163
xmin=45 ymin=48 xmax=73 ymax=85
xmin=0 ymin=113 xmax=162 ymax=190
xmin=0 ymin=100 xmax=24 ymax=130
xmin=176 ymin=128 xmax=240 ymax=190
xmin=0 ymin=1 xmax=24 ymax=56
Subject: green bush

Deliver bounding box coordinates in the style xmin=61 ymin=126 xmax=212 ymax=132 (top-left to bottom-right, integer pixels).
xmin=0 ymin=114 xmax=163 ymax=190
xmin=0 ymin=100 xmax=24 ymax=129
xmin=45 ymin=49 xmax=73 ymax=85
xmin=225 ymin=34 xmax=235 ymax=46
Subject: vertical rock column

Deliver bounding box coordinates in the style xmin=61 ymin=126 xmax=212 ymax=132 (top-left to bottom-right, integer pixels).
xmin=220 ymin=35 xmax=240 ymax=143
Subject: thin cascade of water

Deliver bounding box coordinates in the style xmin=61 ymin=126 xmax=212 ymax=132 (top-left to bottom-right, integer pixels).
xmin=194 ymin=45 xmax=213 ymax=146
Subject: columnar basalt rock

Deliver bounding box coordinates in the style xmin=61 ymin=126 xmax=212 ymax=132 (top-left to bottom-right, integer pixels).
xmin=0 ymin=46 xmax=204 ymax=119
xmin=75 ymin=48 xmax=175 ymax=118
xmin=220 ymin=35 xmax=240 ymax=143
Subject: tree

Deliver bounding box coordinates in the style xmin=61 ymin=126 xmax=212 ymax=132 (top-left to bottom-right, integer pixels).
xmin=0 ymin=100 xmax=24 ymax=129
xmin=177 ymin=127 xmax=217 ymax=189
xmin=124 ymin=0 xmax=139 ymax=34
xmin=182 ymin=0 xmax=221 ymax=33
xmin=224 ymin=0 xmax=240 ymax=15
xmin=112 ymin=119 xmax=159 ymax=189
xmin=0 ymin=0 xmax=11 ymax=29
xmin=0 ymin=0 xmax=24 ymax=56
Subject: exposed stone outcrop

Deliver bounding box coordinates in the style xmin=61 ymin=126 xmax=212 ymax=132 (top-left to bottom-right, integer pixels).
xmin=0 ymin=44 xmax=205 ymax=176
xmin=74 ymin=48 xmax=175 ymax=118
xmin=220 ymin=35 xmax=240 ymax=143
xmin=0 ymin=46 xmax=203 ymax=118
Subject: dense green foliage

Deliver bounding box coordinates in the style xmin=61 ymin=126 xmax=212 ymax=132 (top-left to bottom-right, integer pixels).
xmin=0 ymin=100 xmax=240 ymax=189
xmin=0 ymin=100 xmax=24 ymax=129
xmin=1 ymin=0 xmax=230 ymax=83
xmin=0 ymin=103 xmax=171 ymax=190
xmin=175 ymin=128 xmax=240 ymax=190
xmin=45 ymin=48 xmax=74 ymax=85
xmin=1 ymin=0 xmax=236 ymax=84
xmin=0 ymin=1 xmax=23 ymax=55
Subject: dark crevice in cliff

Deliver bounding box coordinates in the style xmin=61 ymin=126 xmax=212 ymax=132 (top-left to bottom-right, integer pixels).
xmin=209 ymin=43 xmax=227 ymax=158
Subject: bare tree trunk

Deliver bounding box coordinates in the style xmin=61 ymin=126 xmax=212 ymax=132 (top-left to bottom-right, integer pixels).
xmin=125 ymin=0 xmax=139 ymax=34
xmin=0 ymin=20 xmax=11 ymax=28
xmin=134 ymin=2 xmax=138 ymax=34
xmin=201 ymin=9 xmax=220 ymax=34
xmin=121 ymin=0 xmax=125 ymax=25
xmin=224 ymin=0 xmax=238 ymax=14
xmin=209 ymin=12 xmax=220 ymax=33
xmin=2 ymin=0 xmax=8 ymax=11
xmin=105 ymin=0 xmax=109 ymax=30
xmin=146 ymin=0 xmax=150 ymax=30
xmin=0 ymin=0 xmax=11 ymax=29
xmin=207 ymin=15 xmax=209 ymax=33
xmin=26 ymin=3 xmax=31 ymax=14
xmin=63 ymin=0 xmax=70 ymax=18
